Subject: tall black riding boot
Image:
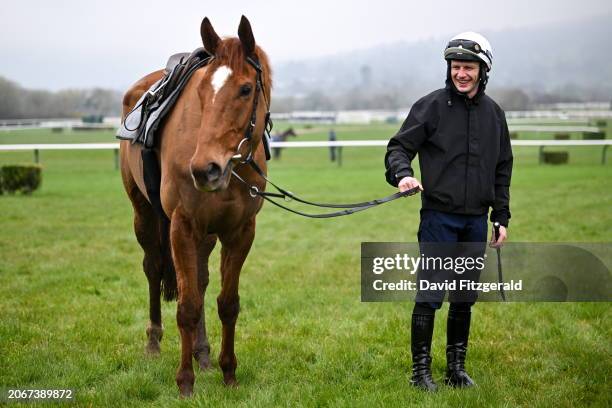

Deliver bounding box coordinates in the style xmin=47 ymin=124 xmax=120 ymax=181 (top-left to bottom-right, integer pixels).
xmin=410 ymin=313 xmax=437 ymax=392
xmin=445 ymin=308 xmax=476 ymax=387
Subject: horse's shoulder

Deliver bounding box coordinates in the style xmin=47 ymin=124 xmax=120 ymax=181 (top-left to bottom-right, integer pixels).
xmin=121 ymin=70 xmax=166 ymax=117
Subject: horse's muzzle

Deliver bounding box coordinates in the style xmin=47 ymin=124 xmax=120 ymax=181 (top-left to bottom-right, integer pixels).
xmin=190 ymin=161 xmax=232 ymax=192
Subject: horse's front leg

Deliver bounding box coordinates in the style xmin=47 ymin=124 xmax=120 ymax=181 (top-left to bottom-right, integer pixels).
xmin=170 ymin=208 xmax=202 ymax=397
xmin=217 ymin=218 xmax=256 ymax=386
xmin=193 ymin=234 xmax=217 ymax=371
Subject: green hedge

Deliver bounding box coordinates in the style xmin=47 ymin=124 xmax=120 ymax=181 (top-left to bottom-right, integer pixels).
xmin=0 ymin=164 xmax=42 ymax=195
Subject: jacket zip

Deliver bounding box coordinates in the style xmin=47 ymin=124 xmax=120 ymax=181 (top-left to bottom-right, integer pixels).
xmin=464 ymin=102 xmax=470 ymax=211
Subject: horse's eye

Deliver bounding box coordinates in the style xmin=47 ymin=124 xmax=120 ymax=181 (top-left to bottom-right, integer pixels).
xmin=239 ymin=84 xmax=252 ymax=97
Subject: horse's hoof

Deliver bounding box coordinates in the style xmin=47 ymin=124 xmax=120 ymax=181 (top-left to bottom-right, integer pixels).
xmin=178 ymin=384 xmax=194 ymax=398
xmin=146 ymin=324 xmax=163 ymax=356
xmin=197 ymin=355 xmax=212 ymax=371
xmin=177 ymin=370 xmax=195 ymax=397
xmin=194 ymin=347 xmax=212 ymax=371
xmin=145 ymin=342 xmax=161 ymax=356
xmin=223 ymin=374 xmax=238 ymax=387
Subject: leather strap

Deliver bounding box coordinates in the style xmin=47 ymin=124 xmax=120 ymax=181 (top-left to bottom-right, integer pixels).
xmin=231 ymin=164 xmax=419 ymax=219
xmin=493 ymin=222 xmax=506 ymax=301
xmin=141 ymin=147 xmax=168 ymax=220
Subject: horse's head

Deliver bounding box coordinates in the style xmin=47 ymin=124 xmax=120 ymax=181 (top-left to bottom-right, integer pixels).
xmin=189 ymin=16 xmax=272 ymax=192
xmin=286 ymin=127 xmax=297 ymax=138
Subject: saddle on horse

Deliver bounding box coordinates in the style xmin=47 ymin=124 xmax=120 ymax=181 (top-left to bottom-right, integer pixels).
xmin=117 ymin=48 xmax=211 ymax=148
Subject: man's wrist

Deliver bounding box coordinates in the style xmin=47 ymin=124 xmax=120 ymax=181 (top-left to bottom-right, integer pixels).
xmin=395 ymin=171 xmax=413 ymax=184
xmin=492 ymin=219 xmax=509 ymax=228
xmin=490 ymin=211 xmax=509 ymax=228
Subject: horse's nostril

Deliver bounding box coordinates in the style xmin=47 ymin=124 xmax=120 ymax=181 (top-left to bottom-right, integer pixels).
xmin=206 ymin=163 xmax=222 ymax=180
xmin=191 ymin=162 xmax=224 ymax=187
xmin=191 ymin=166 xmax=207 ymax=183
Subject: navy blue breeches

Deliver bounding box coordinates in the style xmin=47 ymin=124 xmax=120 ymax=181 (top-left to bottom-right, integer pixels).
xmin=415 ymin=209 xmax=488 ymax=311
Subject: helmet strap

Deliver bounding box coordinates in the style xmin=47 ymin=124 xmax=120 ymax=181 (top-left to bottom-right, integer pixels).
xmin=479 ymin=62 xmax=489 ymax=86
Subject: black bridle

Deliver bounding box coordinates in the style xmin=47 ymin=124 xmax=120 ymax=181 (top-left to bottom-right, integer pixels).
xmin=228 ymin=55 xmax=420 ymax=218
xmin=230 ymin=55 xmax=272 ymax=164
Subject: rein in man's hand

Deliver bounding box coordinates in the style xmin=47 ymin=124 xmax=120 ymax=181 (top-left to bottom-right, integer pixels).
xmin=398 ymin=177 xmax=423 ymax=195
xmin=490 ymin=224 xmax=507 ymax=248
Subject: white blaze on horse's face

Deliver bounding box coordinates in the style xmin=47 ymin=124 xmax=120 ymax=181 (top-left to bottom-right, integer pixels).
xmin=211 ymin=65 xmax=233 ymax=103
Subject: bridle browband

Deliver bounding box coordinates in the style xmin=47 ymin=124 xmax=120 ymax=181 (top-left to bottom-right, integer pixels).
xmin=228 ymin=53 xmax=420 ymax=218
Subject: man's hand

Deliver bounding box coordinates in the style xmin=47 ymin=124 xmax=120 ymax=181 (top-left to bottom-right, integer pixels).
xmin=490 ymin=225 xmax=507 ymax=248
xmin=398 ymin=177 xmax=423 ymax=195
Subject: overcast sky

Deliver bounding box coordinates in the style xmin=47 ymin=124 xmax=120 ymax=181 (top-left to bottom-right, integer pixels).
xmin=1 ymin=0 xmax=610 ymax=90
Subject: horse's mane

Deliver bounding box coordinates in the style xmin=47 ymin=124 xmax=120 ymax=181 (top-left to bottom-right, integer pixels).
xmin=210 ymin=38 xmax=272 ymax=101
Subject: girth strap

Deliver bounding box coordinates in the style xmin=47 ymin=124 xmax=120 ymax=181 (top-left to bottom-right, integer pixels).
xmin=141 ymin=147 xmax=168 ymax=220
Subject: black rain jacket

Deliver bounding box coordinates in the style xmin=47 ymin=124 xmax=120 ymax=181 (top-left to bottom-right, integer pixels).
xmin=385 ymin=86 xmax=513 ymax=226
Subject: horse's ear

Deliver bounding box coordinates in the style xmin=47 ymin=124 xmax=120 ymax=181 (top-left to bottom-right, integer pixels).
xmin=238 ymin=15 xmax=256 ymax=57
xmin=201 ymin=17 xmax=221 ymax=56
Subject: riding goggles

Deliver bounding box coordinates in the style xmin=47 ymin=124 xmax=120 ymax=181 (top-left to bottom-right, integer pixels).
xmin=445 ymin=39 xmax=492 ymax=60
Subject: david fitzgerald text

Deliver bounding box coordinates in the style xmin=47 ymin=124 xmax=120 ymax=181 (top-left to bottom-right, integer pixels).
xmin=372 ymin=279 xmax=523 ymax=293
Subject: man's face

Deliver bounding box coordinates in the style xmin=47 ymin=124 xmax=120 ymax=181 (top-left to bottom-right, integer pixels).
xmin=451 ymin=60 xmax=480 ymax=95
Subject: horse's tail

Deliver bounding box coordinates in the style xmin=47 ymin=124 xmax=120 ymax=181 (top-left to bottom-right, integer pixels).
xmin=158 ymin=216 xmax=178 ymax=301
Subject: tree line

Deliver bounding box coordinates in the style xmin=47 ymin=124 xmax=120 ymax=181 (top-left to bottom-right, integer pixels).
xmin=1 ymin=74 xmax=604 ymax=120
xmin=270 ymin=86 xmax=534 ymax=113
xmin=0 ymin=76 xmax=122 ymax=119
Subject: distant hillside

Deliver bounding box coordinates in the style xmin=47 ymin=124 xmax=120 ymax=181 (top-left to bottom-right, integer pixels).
xmin=272 ymin=15 xmax=612 ymax=110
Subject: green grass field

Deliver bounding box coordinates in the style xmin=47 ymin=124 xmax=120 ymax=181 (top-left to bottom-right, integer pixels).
xmin=0 ymin=126 xmax=611 ymax=407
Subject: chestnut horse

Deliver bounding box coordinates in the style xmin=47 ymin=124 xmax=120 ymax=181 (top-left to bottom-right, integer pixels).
xmin=119 ymin=16 xmax=271 ymax=396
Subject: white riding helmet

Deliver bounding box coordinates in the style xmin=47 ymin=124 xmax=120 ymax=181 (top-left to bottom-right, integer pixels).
xmin=444 ymin=32 xmax=493 ymax=71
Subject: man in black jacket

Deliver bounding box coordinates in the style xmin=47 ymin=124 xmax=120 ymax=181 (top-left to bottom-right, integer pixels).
xmin=385 ymin=32 xmax=513 ymax=391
